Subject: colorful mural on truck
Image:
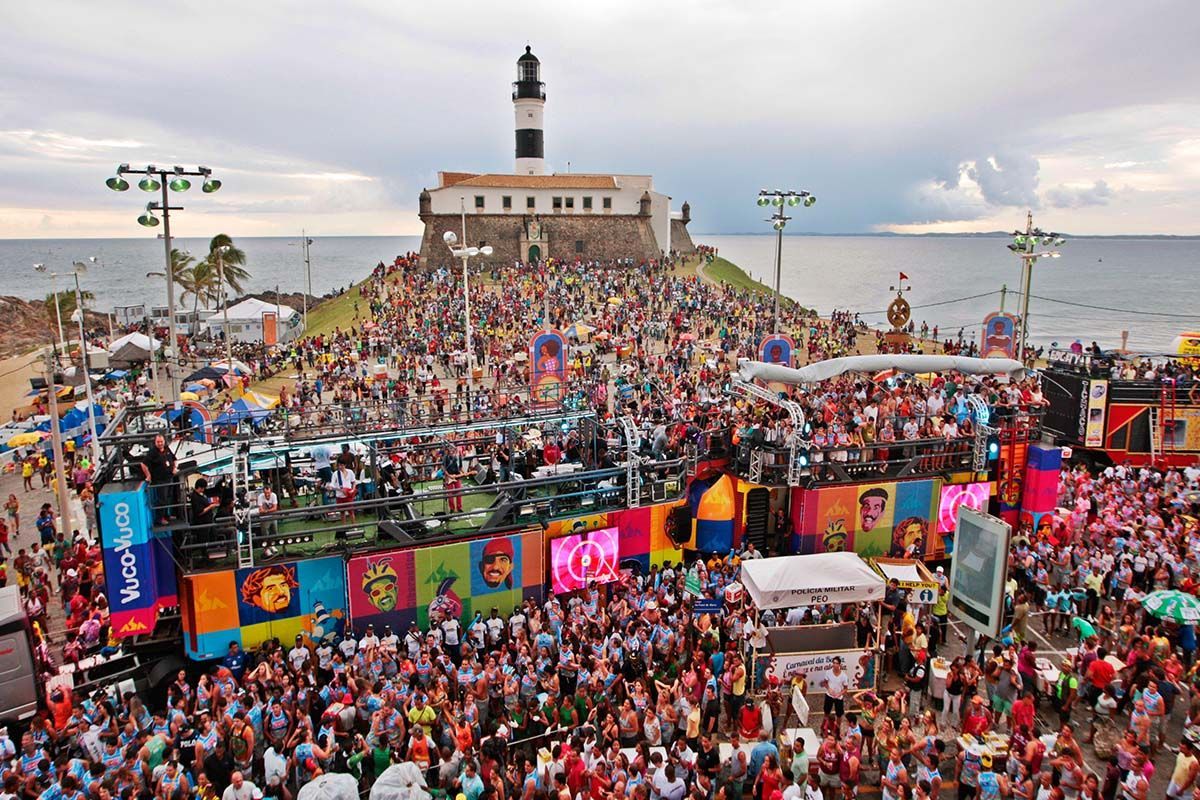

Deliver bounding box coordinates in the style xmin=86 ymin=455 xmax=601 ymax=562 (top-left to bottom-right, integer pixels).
xmin=347 ymin=529 xmax=544 ymax=636
xmin=180 ymin=555 xmax=347 ymax=660
xmin=544 ymin=499 xmax=688 ymax=575
xmin=791 ymin=479 xmax=940 ymax=559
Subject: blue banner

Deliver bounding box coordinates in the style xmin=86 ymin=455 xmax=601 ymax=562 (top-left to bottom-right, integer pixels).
xmin=98 ymin=482 xmax=159 ymax=636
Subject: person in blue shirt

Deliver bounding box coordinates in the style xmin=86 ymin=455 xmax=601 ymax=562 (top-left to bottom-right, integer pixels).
xmin=222 ymin=642 xmax=246 ymax=681
xmin=747 ymin=731 xmax=779 ymax=782
xmin=456 ymin=761 xmax=485 ymax=800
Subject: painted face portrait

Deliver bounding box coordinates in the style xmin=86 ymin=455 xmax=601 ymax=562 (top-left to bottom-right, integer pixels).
xmin=480 ymin=538 xmax=515 ymax=588
xmin=241 ymin=565 xmax=299 ymax=614
xmin=892 ymin=517 xmax=928 ymax=556
xmin=859 ymin=489 xmax=889 ymax=532
xmin=362 ymin=558 xmax=400 ymax=613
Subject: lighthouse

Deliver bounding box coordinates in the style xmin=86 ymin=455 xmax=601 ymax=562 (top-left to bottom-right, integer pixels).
xmin=513 ymin=45 xmax=545 ymax=175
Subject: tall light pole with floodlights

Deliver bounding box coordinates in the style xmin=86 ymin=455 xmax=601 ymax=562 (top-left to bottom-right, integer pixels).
xmin=106 ymin=164 xmax=222 ymax=400
xmin=443 ymin=200 xmax=494 ymax=405
xmin=37 ymin=258 xmax=102 ymax=464
xmin=1007 ymin=211 xmax=1065 ymax=363
xmin=33 ymin=264 xmax=66 ymax=362
xmin=757 ymin=189 xmax=816 ymax=335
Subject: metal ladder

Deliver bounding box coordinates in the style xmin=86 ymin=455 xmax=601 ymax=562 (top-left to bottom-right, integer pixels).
xmin=233 ymin=432 xmax=255 ymax=568
xmin=1149 ymin=406 xmax=1161 ymax=460
xmin=618 ymin=416 xmax=641 ymax=508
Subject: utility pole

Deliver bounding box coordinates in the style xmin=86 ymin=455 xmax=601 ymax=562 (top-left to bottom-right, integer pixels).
xmin=301 ymin=230 xmax=312 ymax=331
xmin=43 ymin=344 xmax=73 ymax=538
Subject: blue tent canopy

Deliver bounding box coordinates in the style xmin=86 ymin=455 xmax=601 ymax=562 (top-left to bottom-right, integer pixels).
xmin=214 ymin=398 xmax=270 ymax=425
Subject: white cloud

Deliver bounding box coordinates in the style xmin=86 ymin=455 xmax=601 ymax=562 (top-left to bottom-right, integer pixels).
xmin=1045 ymin=180 xmax=1115 ymax=209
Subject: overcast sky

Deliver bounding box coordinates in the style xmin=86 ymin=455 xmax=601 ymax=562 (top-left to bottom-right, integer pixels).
xmin=2 ymin=1 xmax=1198 ymax=239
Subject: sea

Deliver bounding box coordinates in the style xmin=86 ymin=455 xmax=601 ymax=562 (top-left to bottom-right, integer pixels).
xmin=0 ymin=234 xmax=1195 ymax=352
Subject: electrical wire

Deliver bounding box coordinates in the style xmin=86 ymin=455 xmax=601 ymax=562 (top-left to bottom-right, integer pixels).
xmin=856 ymin=290 xmax=1001 ymax=316
xmin=1025 ymin=293 xmax=1200 ymax=319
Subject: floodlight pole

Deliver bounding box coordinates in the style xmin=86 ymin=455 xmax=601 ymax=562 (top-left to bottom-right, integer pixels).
xmin=71 ymin=271 xmax=102 ymax=465
xmin=44 ymin=344 xmax=73 ymax=539
xmin=159 ymin=180 xmax=180 ymax=401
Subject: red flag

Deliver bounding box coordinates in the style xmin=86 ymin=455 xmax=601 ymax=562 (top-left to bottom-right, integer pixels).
xmin=899 ymin=272 xmax=910 ymax=280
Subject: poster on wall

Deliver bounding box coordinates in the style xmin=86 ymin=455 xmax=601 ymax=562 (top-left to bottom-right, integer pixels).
xmin=1084 ymin=380 xmax=1108 ymax=447
xmin=550 ymin=526 xmax=620 ymax=594
xmin=948 ymin=507 xmax=1012 ymax=637
xmin=981 ymin=312 xmax=1018 ymax=359
xmin=530 ymin=329 xmax=567 ymax=405
xmin=348 ymin=530 xmax=544 ymax=635
xmin=791 ymin=479 xmax=939 ymax=559
xmin=181 ymin=555 xmax=347 ymax=660
xmin=758 ymin=334 xmax=795 ymax=366
xmin=757 ymin=649 xmax=876 ymax=695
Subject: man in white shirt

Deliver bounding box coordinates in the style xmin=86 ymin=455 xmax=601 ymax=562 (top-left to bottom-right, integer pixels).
xmin=257 ymin=486 xmax=279 ymax=537
xmin=338 ymin=631 xmax=357 ymax=659
xmin=359 ymin=625 xmax=380 ymax=650
xmin=822 ymin=657 xmax=851 ymax=721
xmin=440 ymin=613 xmax=463 ymax=662
xmin=379 ymin=625 xmax=399 ymax=655
xmin=288 ymin=636 xmax=311 ymax=673
xmin=222 ymin=772 xmax=263 ymax=800
xmin=485 ymin=607 xmax=506 ymax=645
xmin=509 ymin=607 xmax=527 ymax=639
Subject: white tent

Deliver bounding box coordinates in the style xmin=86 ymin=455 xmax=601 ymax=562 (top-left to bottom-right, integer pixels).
xmin=107 ymin=331 xmax=160 ymax=354
xmin=202 ymin=298 xmax=301 ymax=344
xmin=740 ymin=552 xmax=886 ymax=609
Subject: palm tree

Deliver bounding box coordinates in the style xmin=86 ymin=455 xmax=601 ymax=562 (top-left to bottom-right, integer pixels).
xmin=184 ymin=259 xmax=219 ymax=321
xmin=204 ymin=234 xmax=251 ymax=298
xmin=44 ymin=289 xmax=94 ymax=320
xmin=169 ymin=249 xmax=198 ymax=309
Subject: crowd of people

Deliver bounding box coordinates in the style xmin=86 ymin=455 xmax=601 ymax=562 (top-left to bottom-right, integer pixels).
xmin=9 ymin=248 xmax=1200 ymax=800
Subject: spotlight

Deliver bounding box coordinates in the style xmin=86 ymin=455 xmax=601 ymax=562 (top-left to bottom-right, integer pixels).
xmin=106 ymin=176 xmax=130 ymax=192
xmin=757 ymin=196 xmax=770 ymax=207
xmin=201 ymin=178 xmax=222 ymax=193
xmin=787 ymin=195 xmax=801 ymax=207
xmin=803 ymin=195 xmax=817 ymax=207
xmin=169 ymin=177 xmax=191 ymax=192
xmin=138 ymin=174 xmax=161 ymax=192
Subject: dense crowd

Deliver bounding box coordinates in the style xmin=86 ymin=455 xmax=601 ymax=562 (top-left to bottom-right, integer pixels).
xmin=11 ymin=251 xmax=1200 ymax=800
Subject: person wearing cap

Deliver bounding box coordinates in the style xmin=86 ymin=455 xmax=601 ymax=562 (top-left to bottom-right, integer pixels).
xmin=975 ymin=753 xmax=1007 ymax=800
xmin=1053 ymin=659 xmax=1079 ymax=725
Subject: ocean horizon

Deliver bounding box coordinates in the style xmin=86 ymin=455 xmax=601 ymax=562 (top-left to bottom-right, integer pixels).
xmin=1 ymin=233 xmax=1196 ymax=352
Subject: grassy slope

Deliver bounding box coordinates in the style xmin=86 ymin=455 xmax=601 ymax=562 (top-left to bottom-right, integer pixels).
xmin=701 ymin=256 xmax=813 ymax=314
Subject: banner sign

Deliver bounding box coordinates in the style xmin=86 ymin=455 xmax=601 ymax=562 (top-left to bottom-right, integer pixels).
xmin=1084 ymin=379 xmax=1108 ymax=447
xmin=693 ymin=597 xmax=723 ymax=615
xmin=758 ymin=334 xmax=795 ymax=366
xmin=758 ymin=649 xmax=876 ymax=695
xmin=99 ymin=482 xmax=159 ymax=638
xmin=530 ymin=329 xmax=567 ymax=405
xmin=981 ymin=312 xmax=1018 ymax=359
xmin=791 ymin=479 xmax=939 ymax=559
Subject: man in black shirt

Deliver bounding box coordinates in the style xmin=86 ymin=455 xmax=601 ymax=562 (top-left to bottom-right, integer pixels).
xmin=190 ymin=479 xmax=220 ymax=529
xmin=696 ymin=736 xmax=720 ymax=781
xmin=140 ymin=434 xmax=178 ymax=524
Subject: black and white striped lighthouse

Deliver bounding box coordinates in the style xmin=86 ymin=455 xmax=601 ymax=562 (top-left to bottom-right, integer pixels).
xmin=513 ymin=46 xmax=545 ymax=175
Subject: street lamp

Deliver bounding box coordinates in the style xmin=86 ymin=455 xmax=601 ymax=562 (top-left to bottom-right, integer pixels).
xmin=444 ymin=207 xmax=493 ymax=405
xmin=757 ymin=189 xmax=817 ymax=335
xmin=39 ymin=258 xmax=103 ymax=465
xmin=1007 ymin=211 xmax=1065 ymax=363
xmin=106 ymin=163 xmax=222 ymax=401
xmin=34 ymin=263 xmax=66 ymax=361
xmin=289 ymin=231 xmax=314 ymax=330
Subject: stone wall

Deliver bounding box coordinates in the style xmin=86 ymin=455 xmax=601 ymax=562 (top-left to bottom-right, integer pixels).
xmin=418 ymin=213 xmax=664 ymax=268
xmin=669 ymin=219 xmax=696 ymax=254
